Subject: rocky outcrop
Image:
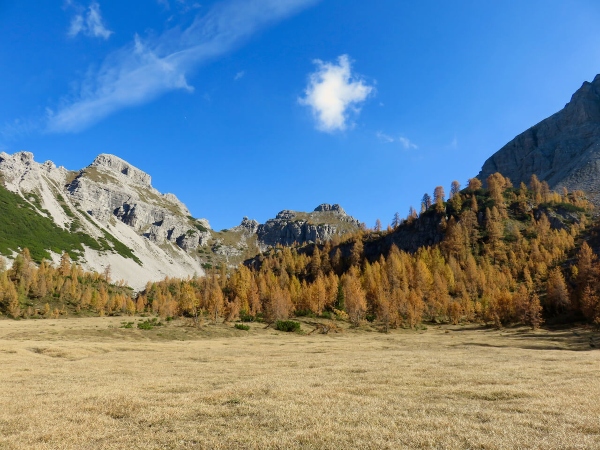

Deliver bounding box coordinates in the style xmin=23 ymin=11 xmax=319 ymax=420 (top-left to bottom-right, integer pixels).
xmin=233 ymin=217 xmax=260 ymax=235
xmin=366 ymin=212 xmax=446 ymax=257
xmin=0 ymin=152 xmax=362 ymax=286
xmin=0 ymin=152 xmax=208 ymax=289
xmin=252 ymin=204 xmax=360 ymax=250
xmin=91 ymin=154 xmax=152 ymax=186
xmin=478 ymin=74 xmax=600 ymax=204
xmin=65 ymin=154 xmax=211 ymax=250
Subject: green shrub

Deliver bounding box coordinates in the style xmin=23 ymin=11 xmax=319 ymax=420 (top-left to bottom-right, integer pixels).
xmin=240 ymin=310 xmax=255 ymax=322
xmin=120 ymin=321 xmax=134 ymax=329
xmin=234 ymin=323 xmax=250 ymax=331
xmin=275 ymin=320 xmax=301 ymax=332
xmin=137 ymin=318 xmax=162 ymax=330
xmin=294 ymin=309 xmax=315 ymax=318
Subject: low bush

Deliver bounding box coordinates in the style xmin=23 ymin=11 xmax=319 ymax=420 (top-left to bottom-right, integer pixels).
xmin=137 ymin=318 xmax=162 ymax=330
xmin=275 ymin=320 xmax=301 ymax=332
xmin=240 ymin=311 xmax=255 ymax=322
xmin=234 ymin=323 xmax=250 ymax=331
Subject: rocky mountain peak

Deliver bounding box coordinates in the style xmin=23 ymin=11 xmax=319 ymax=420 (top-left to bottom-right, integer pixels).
xmin=90 ymin=154 xmax=151 ymax=186
xmin=275 ymin=210 xmax=296 ymax=220
xmin=477 ymin=73 xmax=600 ymax=204
xmin=563 ymin=75 xmax=600 ymax=124
xmin=314 ymin=203 xmax=345 ymax=214
xmin=235 ymin=217 xmax=260 ymax=234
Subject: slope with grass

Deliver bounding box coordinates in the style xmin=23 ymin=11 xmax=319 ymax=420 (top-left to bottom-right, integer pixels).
xmin=0 ymin=152 xmax=208 ymax=289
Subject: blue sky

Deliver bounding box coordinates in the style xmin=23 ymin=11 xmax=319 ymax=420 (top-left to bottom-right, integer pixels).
xmin=2 ymin=0 xmax=600 ymax=230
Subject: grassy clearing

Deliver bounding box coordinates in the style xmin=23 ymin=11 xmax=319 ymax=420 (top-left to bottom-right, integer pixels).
xmin=0 ymin=318 xmax=598 ymax=449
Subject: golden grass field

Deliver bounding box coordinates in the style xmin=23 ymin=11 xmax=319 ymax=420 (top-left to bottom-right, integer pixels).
xmin=0 ymin=317 xmax=599 ymax=449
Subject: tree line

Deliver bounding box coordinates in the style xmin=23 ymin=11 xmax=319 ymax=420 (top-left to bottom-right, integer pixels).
xmin=1 ymin=172 xmax=599 ymax=329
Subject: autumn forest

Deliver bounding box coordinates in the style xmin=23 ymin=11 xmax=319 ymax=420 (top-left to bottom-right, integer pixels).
xmin=2 ymin=173 xmax=600 ymax=330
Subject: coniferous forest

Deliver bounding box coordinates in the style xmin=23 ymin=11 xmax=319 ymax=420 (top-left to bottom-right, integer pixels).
xmin=2 ymin=173 xmax=600 ymax=330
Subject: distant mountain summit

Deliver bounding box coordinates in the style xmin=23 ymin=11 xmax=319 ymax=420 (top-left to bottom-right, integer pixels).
xmin=0 ymin=152 xmax=359 ymax=288
xmin=234 ymin=203 xmax=360 ymax=251
xmin=478 ymin=74 xmax=600 ymax=203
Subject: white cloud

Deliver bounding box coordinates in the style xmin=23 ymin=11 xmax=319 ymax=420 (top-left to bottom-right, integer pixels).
xmin=398 ymin=136 xmax=418 ymax=150
xmin=49 ymin=0 xmax=319 ymax=133
xmin=68 ymin=2 xmax=113 ymax=40
xmin=234 ymin=70 xmax=245 ymax=80
xmin=376 ymin=131 xmax=394 ymax=143
xmin=376 ymin=131 xmax=418 ymax=150
xmin=299 ymin=54 xmax=373 ymax=132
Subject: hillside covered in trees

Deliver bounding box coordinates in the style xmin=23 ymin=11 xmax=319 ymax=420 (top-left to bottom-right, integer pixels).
xmin=2 ymin=173 xmax=600 ymax=330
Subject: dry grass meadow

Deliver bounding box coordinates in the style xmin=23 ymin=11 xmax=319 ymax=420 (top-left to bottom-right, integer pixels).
xmin=0 ymin=317 xmax=599 ymax=449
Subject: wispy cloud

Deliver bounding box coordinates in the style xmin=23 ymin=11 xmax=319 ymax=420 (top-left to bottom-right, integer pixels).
xmin=48 ymin=0 xmax=318 ymax=133
xmin=449 ymin=136 xmax=458 ymax=149
xmin=376 ymin=131 xmax=418 ymax=149
xmin=157 ymin=0 xmax=201 ymax=13
xmin=234 ymin=70 xmax=246 ymax=81
xmin=68 ymin=1 xmax=113 ymax=40
xmin=398 ymin=136 xmax=418 ymax=150
xmin=299 ymin=54 xmax=373 ymax=132
xmin=376 ymin=131 xmax=394 ymax=143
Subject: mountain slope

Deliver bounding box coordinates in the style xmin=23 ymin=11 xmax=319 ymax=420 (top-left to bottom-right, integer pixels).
xmin=0 ymin=152 xmax=208 ymax=289
xmin=478 ymin=74 xmax=600 ymax=203
xmin=0 ymin=152 xmax=361 ymax=288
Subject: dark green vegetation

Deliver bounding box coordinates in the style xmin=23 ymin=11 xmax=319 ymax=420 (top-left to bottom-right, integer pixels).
xmin=137 ymin=318 xmax=162 ymax=330
xmin=275 ymin=320 xmax=301 ymax=332
xmin=0 ymin=185 xmax=103 ymax=262
xmin=0 ymin=185 xmax=139 ymax=264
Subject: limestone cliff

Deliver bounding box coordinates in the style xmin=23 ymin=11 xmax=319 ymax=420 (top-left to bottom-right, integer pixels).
xmin=65 ymin=154 xmax=211 ymax=250
xmin=254 ymin=204 xmax=360 ymax=250
xmin=0 ymin=152 xmax=208 ymax=289
xmin=478 ymin=74 xmax=600 ymax=204
xmin=0 ymin=152 xmax=360 ymax=287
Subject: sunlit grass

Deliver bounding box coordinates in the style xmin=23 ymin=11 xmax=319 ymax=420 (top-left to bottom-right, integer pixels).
xmin=0 ymin=317 xmax=598 ymax=449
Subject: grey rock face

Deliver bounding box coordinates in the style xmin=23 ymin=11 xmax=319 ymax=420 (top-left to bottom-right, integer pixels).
xmin=233 ymin=217 xmax=260 ymax=235
xmin=251 ymin=205 xmax=360 ymax=250
xmin=91 ymin=154 xmax=152 ymax=186
xmin=314 ymin=203 xmax=345 ymax=213
xmin=478 ymin=74 xmax=600 ymax=203
xmin=1 ymin=150 xmax=360 ymax=276
xmin=65 ymin=154 xmax=211 ymax=251
xmin=0 ymin=151 xmax=208 ymax=288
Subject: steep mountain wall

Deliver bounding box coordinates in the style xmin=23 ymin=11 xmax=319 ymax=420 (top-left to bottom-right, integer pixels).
xmin=0 ymin=152 xmax=207 ymax=289
xmin=478 ymin=74 xmax=600 ymax=204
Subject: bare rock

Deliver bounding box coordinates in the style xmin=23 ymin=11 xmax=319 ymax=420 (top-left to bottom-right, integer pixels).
xmin=478 ymin=74 xmax=600 ymax=204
